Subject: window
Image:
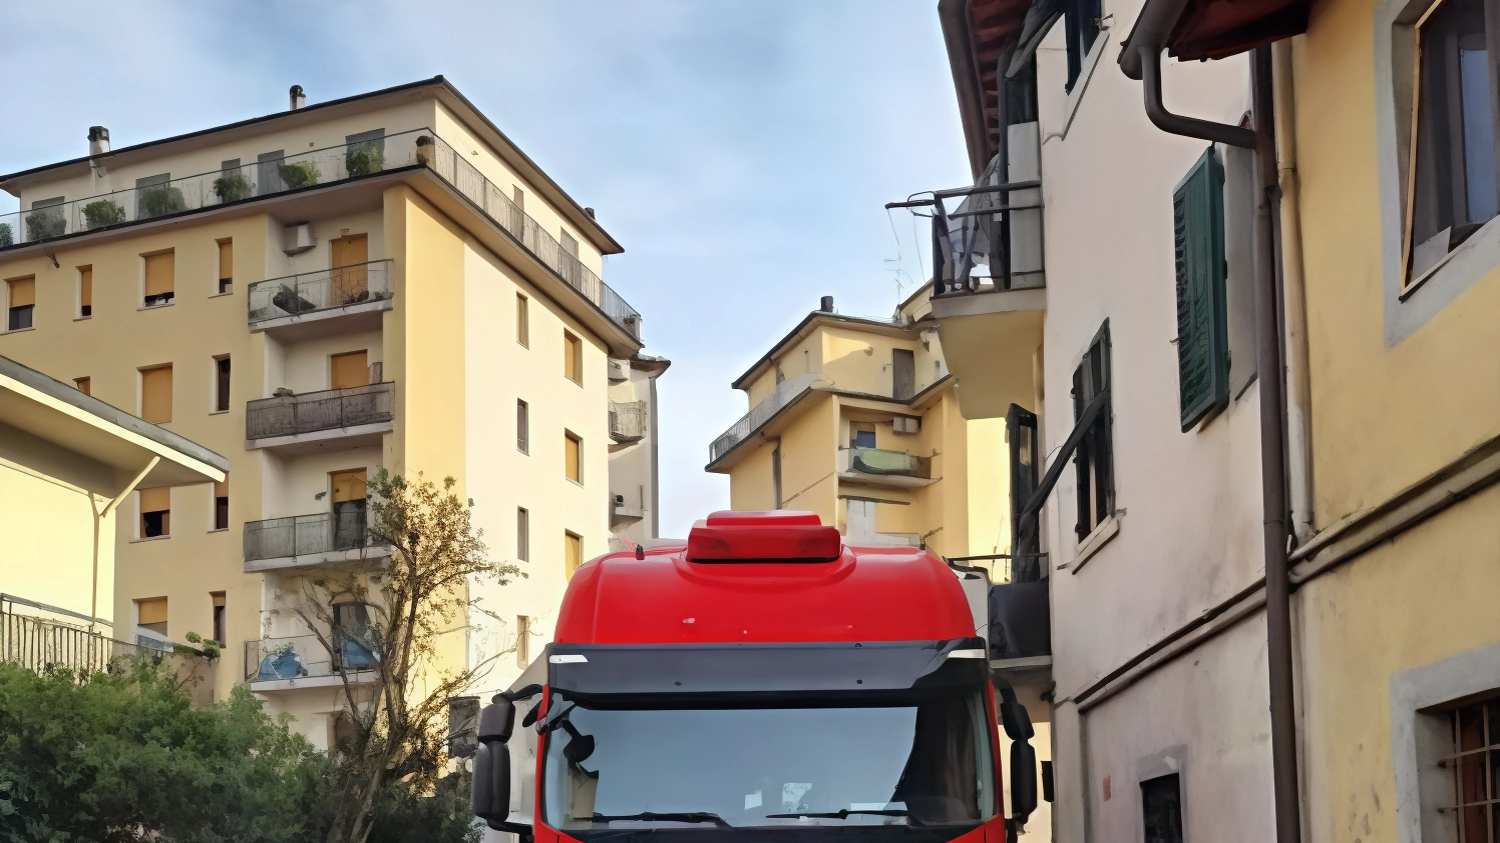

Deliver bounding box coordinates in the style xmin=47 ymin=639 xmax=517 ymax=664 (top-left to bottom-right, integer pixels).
xmin=1072 ymin=322 xmax=1114 ymax=540
xmin=1141 ymin=774 xmax=1184 ymax=843
xmin=1174 ymin=147 xmax=1230 ymax=430
xmin=135 ymin=597 xmax=167 ymax=637
xmin=517 ymin=400 xmax=530 ymax=453
xmin=516 ymin=615 xmax=530 ymax=667
xmin=517 ymin=293 xmax=530 ymax=347
xmin=851 ymin=423 xmax=878 ymax=449
xmin=213 ymin=479 xmax=229 ymax=531
xmin=143 ymin=251 xmax=175 ymax=307
xmin=772 ymin=446 xmax=783 ymax=509
xmin=1407 ymin=0 xmax=1500 ymax=283
xmin=78 ymin=266 xmax=92 ymax=317
xmin=564 ymin=330 xmax=583 ymax=383
xmin=517 ymin=507 xmax=530 ymax=561
xmin=1008 ymin=404 xmax=1041 ymax=561
xmin=330 ymin=233 xmax=370 ymax=303
xmin=1441 ymin=698 xmax=1500 ymax=841
xmin=330 ymin=469 xmax=368 ymax=550
xmin=213 ymin=356 xmax=231 ymax=413
xmin=565 ymin=431 xmax=583 ymax=483
xmin=565 ymin=530 xmax=583 ymax=579
xmin=332 ymin=602 xmax=377 ymax=671
xmin=6 ymin=277 xmax=34 ymax=330
xmin=331 ymin=350 xmax=369 ymax=389
xmin=140 ymin=365 xmax=173 ymax=424
xmin=139 ymin=487 xmax=170 ymax=538
xmin=74 ymin=377 xmax=90 ymax=396
xmin=216 ymin=239 xmax=233 ymax=294
xmin=210 ymin=592 xmax=225 ymax=645
xmin=1062 ymin=0 xmax=1103 ymax=91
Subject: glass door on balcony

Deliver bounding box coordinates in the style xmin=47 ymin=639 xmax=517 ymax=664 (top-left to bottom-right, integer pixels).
xmin=333 ymin=601 xmax=377 ymax=671
xmin=330 ymin=468 xmax=368 ymax=551
xmin=330 ymin=233 xmax=369 ymax=305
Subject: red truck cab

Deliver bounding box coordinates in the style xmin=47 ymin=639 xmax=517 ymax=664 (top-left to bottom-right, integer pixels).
xmin=472 ymin=511 xmax=1037 ymax=843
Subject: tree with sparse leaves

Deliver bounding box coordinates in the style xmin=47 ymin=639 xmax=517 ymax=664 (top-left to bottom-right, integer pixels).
xmin=285 ymin=471 xmax=519 ymax=843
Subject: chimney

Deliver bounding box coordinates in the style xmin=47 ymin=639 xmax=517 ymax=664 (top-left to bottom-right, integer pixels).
xmin=88 ymin=126 xmax=110 ymax=157
xmin=584 ymin=207 xmax=596 ymax=219
xmin=289 ymin=85 xmax=306 ymax=110
xmin=819 ymin=296 xmax=835 ymax=313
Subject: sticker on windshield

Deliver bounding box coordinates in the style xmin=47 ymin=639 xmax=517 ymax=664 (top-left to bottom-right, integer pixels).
xmin=782 ymin=783 xmax=812 ymax=812
xmin=745 ymin=790 xmax=762 ymax=810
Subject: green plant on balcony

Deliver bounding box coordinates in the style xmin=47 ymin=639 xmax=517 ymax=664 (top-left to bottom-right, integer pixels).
xmin=278 ymin=160 xmax=321 ymax=189
xmin=139 ymin=185 xmax=186 ymax=218
xmin=212 ymin=171 xmax=253 ymax=203
xmin=0 ymin=223 xmax=12 ymax=248
xmin=82 ymin=199 xmax=126 ymax=229
xmin=25 ymin=209 xmax=66 ymax=240
xmin=345 ymin=145 xmax=384 ymax=177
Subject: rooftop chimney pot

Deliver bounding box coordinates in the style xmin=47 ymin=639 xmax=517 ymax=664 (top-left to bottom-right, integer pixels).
xmin=584 ymin=207 xmax=596 ymax=219
xmin=820 ymin=296 xmax=835 ymax=313
xmin=289 ymin=85 xmax=306 ymax=110
xmin=88 ymin=126 xmax=110 ymax=157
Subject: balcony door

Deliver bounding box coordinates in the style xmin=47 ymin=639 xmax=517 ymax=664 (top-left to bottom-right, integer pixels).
xmin=330 ymin=468 xmax=367 ymax=551
xmin=330 ymin=233 xmax=369 ymax=305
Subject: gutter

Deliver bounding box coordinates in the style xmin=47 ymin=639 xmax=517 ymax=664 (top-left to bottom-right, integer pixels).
xmin=1118 ymin=0 xmax=1256 ymax=148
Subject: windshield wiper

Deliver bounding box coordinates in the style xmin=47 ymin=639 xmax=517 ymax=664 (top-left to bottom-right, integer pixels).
xmin=589 ymin=812 xmax=731 ymax=828
xmin=764 ymin=808 xmax=924 ymax=825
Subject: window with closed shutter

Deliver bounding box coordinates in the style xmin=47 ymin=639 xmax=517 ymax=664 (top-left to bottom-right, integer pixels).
xmin=331 ymin=350 xmax=368 ymax=389
xmin=140 ymin=365 xmax=172 ymax=423
xmin=565 ymin=531 xmax=583 ymax=579
xmin=217 ymin=240 xmax=233 ymax=294
xmin=565 ymin=431 xmax=582 ymax=483
xmin=1173 ymin=147 xmax=1230 ymax=431
xmin=517 ymin=294 xmax=530 ymax=347
xmin=564 ymin=331 xmax=583 ymax=383
xmin=139 ymin=487 xmax=170 ymax=538
xmin=143 ymin=251 xmax=174 ymax=306
xmin=7 ymin=277 xmax=34 ymax=331
xmin=136 ymin=597 xmax=168 ymax=636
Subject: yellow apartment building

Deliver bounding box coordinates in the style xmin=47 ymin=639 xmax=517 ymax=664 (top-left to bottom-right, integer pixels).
xmin=706 ymin=293 xmax=1008 ymax=560
xmin=0 ymin=352 xmax=225 ymax=666
xmin=0 ymin=77 xmax=657 ymax=748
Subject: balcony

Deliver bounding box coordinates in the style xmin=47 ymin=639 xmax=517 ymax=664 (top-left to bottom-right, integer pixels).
xmin=609 ymin=400 xmax=647 ymax=442
xmin=243 ymin=510 xmax=384 ymax=573
xmin=245 ymin=382 xmax=393 ymax=453
xmin=840 ymin=446 xmax=934 ymax=486
xmin=243 ymin=633 xmax=379 ymax=691
xmin=709 ymin=372 xmax=823 ymax=466
xmin=248 ymin=260 xmax=393 ymax=338
xmin=0 ymin=128 xmax=642 ymax=341
xmin=1 ymin=607 xmax=143 ymax=674
xmin=987 ymin=579 xmax=1051 ymax=682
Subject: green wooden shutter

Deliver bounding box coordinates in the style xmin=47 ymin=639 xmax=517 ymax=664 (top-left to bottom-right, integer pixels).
xmin=1173 ymin=147 xmax=1229 ymax=431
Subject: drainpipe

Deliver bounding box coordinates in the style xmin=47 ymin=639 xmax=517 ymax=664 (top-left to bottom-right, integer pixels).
xmin=1273 ymin=41 xmax=1315 ymax=545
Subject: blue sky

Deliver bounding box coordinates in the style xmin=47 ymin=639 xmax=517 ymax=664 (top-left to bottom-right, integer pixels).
xmin=0 ymin=1 xmax=970 ymax=537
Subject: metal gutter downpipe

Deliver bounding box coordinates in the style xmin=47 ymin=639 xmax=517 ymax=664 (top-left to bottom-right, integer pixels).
xmin=1252 ymin=44 xmax=1304 ymax=843
xmin=1139 ymin=46 xmax=1258 ymax=149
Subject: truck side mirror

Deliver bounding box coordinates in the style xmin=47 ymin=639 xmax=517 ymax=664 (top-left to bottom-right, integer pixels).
xmin=1009 ymin=738 xmax=1038 ymax=822
xmin=471 ymin=698 xmax=516 ymax=826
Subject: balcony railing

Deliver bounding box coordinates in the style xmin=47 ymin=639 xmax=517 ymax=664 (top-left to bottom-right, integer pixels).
xmin=0 ymin=128 xmax=642 ymax=339
xmin=1 ymin=610 xmax=144 ymax=675
xmin=844 ymin=447 xmax=932 ymax=479
xmin=248 ymin=260 xmax=393 ymax=325
xmin=609 ymin=400 xmax=647 ymax=441
xmin=244 ymin=632 xmax=379 ymax=683
xmin=709 ymin=372 xmax=822 ymax=464
xmin=244 ymin=509 xmax=373 ymax=563
xmin=246 ymin=382 xmax=393 ymax=440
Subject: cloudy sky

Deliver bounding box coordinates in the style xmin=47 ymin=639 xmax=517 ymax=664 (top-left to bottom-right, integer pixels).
xmin=0 ymin=1 xmax=971 ymax=537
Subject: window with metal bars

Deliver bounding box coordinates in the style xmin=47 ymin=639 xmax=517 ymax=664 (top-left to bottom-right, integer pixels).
xmin=1443 ymin=698 xmax=1500 ymax=842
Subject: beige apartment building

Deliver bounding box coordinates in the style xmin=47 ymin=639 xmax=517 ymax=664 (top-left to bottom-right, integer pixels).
xmin=706 ymin=293 xmax=1008 ymax=561
xmin=0 ymin=77 xmax=660 ymax=748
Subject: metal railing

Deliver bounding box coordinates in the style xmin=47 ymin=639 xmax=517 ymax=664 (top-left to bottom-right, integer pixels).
xmin=843 ymin=446 xmax=933 ymax=479
xmin=248 ymin=259 xmax=393 ymax=325
xmin=1 ymin=610 xmax=144 ymax=675
xmin=245 ymin=632 xmax=379 ymax=683
xmin=246 ymin=382 xmax=393 ymax=440
xmin=709 ymin=372 xmax=822 ymax=464
xmin=244 ymin=509 xmax=372 ymax=562
xmin=419 ymin=133 xmax=641 ymax=337
xmin=609 ymin=400 xmax=647 ymax=441
xmin=929 ymin=174 xmax=1046 ymax=299
xmin=0 ymin=128 xmax=642 ymax=340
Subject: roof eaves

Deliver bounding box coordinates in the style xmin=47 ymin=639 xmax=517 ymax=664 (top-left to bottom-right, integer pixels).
xmin=730 ymin=312 xmax=912 ymax=390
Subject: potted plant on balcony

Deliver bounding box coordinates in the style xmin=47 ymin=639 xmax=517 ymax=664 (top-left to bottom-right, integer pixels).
xmin=345 ymin=145 xmax=384 ymax=177
xmin=139 ymin=184 xmax=186 ymax=218
xmin=0 ymin=223 xmax=12 ymax=248
xmin=277 ymin=160 xmax=321 ymax=189
xmin=82 ymin=199 xmax=126 ymax=230
xmin=212 ymin=170 xmax=253 ymax=203
xmin=415 ymin=135 xmax=436 ymax=167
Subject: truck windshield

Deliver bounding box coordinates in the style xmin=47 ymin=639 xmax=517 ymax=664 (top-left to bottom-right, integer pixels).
xmin=541 ymin=685 xmax=995 ymax=836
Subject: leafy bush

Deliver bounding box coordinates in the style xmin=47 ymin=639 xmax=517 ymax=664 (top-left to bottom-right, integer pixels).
xmin=213 ymin=171 xmax=253 ymax=203
xmin=24 ymin=210 xmax=65 ymax=240
xmin=0 ymin=223 xmax=12 ymax=248
xmin=139 ymin=185 xmax=186 ymax=218
xmin=82 ymin=199 xmax=126 ymax=229
xmin=279 ymin=161 xmax=321 ymax=189
xmin=346 ymin=145 xmax=385 ymax=177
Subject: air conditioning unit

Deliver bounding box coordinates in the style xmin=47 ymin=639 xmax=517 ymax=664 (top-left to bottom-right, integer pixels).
xmin=892 ymin=416 xmax=921 ymax=435
xmin=282 ymin=222 xmax=316 ymax=255
xmin=607 ymin=358 xmax=630 ymax=383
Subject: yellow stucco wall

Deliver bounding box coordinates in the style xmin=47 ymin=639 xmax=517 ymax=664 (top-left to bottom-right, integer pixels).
xmin=0 ymin=460 xmax=112 ymax=624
